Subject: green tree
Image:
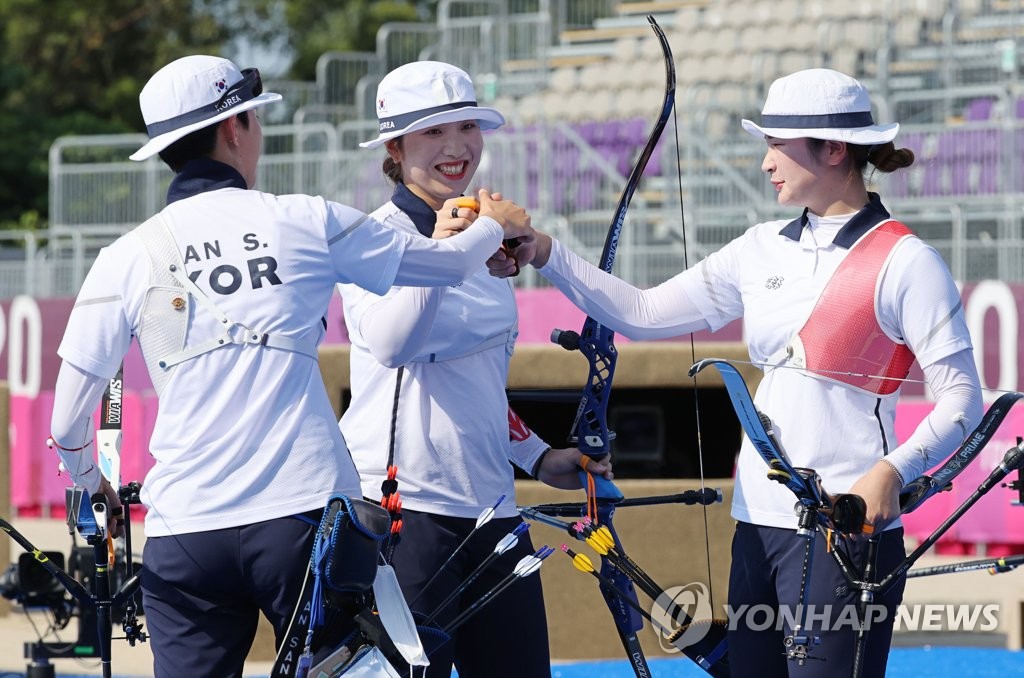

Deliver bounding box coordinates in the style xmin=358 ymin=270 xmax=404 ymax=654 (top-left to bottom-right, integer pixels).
xmin=275 ymin=0 xmax=421 ymax=79
xmin=0 ymin=0 xmax=273 ymax=226
xmin=0 ymin=0 xmax=427 ymax=227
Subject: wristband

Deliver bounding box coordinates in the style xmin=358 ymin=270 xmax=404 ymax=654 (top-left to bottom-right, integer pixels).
xmin=530 ymin=447 xmax=552 ymax=478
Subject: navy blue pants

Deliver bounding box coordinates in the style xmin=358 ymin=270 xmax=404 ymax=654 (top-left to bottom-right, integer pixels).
xmin=727 ymin=521 xmax=907 ymax=678
xmin=391 ymin=509 xmax=551 ymax=678
xmin=141 ymin=512 xmax=319 ymax=678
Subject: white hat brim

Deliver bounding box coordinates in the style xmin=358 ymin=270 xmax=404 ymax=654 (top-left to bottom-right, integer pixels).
xmin=360 ymin=106 xmax=505 ymax=149
xmin=130 ymin=92 xmax=282 ymax=161
xmin=741 ymin=118 xmax=899 ymax=145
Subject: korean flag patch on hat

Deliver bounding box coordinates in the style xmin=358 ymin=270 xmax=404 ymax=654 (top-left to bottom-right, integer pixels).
xmin=361 ymin=61 xmax=505 ymax=149
xmin=130 ymin=55 xmax=282 ymax=161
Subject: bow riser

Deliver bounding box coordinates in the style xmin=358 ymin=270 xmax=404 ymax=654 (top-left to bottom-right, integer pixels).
xmin=565 ymin=17 xmax=674 ymax=502
xmin=570 ymin=321 xmax=617 ymax=455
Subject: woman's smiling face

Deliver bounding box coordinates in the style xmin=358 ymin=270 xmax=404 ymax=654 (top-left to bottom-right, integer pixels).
xmin=389 ymin=119 xmax=484 ymax=209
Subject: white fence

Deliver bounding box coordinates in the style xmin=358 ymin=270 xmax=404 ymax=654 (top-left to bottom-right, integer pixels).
xmin=25 ymin=104 xmax=1024 ymax=300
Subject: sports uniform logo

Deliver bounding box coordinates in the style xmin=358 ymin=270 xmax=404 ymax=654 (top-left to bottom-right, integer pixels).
xmin=507 ymin=407 xmax=531 ymax=442
xmin=213 ymin=78 xmax=227 ymax=93
xmin=765 ymin=275 xmax=784 ymax=290
xmin=377 ymin=97 xmax=387 ymax=113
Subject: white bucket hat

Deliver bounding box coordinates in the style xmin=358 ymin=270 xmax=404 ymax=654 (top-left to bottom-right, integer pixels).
xmin=741 ymin=68 xmax=898 ymax=145
xmin=130 ymin=55 xmax=282 ymax=161
xmin=360 ymin=61 xmax=505 ymax=149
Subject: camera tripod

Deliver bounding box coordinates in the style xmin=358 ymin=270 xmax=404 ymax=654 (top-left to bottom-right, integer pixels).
xmin=1 ymin=482 xmax=146 ymax=678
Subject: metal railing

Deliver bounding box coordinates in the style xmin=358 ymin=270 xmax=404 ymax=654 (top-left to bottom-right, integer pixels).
xmin=38 ymin=108 xmax=1024 ymax=300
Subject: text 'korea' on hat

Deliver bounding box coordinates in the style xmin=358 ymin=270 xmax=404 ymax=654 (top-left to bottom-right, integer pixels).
xmin=130 ymin=55 xmax=282 ymax=161
xmin=361 ymin=61 xmax=505 ymax=150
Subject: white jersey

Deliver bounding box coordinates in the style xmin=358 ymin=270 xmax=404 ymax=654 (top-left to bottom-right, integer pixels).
xmin=538 ymin=194 xmax=976 ymax=530
xmin=58 ymin=183 xmax=505 ymax=536
xmin=339 ymin=197 xmax=548 ymax=520
xmin=683 ymin=207 xmax=971 ymax=528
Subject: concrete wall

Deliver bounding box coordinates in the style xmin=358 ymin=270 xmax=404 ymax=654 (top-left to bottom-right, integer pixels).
xmin=318 ymin=341 xmax=758 ymax=407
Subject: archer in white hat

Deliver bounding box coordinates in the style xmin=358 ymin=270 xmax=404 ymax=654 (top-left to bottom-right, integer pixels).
xmin=490 ymin=67 xmax=981 ymax=677
xmin=740 ymin=68 xmax=912 ymax=214
xmin=340 ymin=60 xmax=610 ymax=678
xmin=50 ymin=54 xmax=536 ymax=678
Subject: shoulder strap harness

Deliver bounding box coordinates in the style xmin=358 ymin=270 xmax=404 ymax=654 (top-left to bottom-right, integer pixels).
xmin=133 ymin=214 xmax=318 ymax=395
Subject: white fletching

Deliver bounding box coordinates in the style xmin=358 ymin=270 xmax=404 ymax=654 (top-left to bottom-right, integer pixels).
xmin=494 ymin=533 xmax=520 ymax=555
xmin=513 ymin=555 xmax=541 ymax=577
xmin=475 ymin=493 xmax=506 ymax=528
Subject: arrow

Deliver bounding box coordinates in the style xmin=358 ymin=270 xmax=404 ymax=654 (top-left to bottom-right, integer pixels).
xmin=423 ymin=521 xmax=529 ymax=626
xmin=442 ymin=546 xmax=554 ymax=634
xmin=562 ymin=546 xmax=675 ymax=635
xmin=408 ymin=494 xmax=506 ymax=607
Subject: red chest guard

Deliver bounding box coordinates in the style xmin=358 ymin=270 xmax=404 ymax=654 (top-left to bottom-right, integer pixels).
xmin=788 ymin=220 xmax=916 ymax=396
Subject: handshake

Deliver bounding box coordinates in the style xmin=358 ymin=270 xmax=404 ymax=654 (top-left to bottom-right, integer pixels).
xmin=433 ymin=189 xmax=553 ymax=277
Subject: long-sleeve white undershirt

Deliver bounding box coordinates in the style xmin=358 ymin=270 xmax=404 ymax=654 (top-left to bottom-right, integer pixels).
xmin=359 ymin=287 xmax=444 ymax=368
xmin=538 ymin=237 xmax=983 ymax=483
xmin=50 ymin=361 xmax=109 ymax=494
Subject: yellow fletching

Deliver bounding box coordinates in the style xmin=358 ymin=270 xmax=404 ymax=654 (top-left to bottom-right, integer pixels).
xmin=572 ymin=553 xmax=595 ymax=573
xmin=585 ymin=534 xmax=610 ymax=555
xmin=595 ymin=526 xmax=616 ymax=550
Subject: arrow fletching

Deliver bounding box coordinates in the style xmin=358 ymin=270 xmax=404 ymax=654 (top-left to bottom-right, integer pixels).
xmin=563 ymin=545 xmax=596 ymax=574
xmin=475 ymin=494 xmax=506 ymax=529
xmin=594 ymin=525 xmax=616 ymax=551
xmin=513 ymin=554 xmax=539 ymax=577
xmin=514 ymin=547 xmax=553 ymax=578
xmin=494 ymin=522 xmax=530 ymax=555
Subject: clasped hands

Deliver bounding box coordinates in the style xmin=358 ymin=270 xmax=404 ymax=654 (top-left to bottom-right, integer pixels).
xmin=434 ymin=189 xmax=547 ymax=275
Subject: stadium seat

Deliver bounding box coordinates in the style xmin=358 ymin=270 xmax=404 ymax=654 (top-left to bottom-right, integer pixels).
xmin=548 ymin=66 xmax=579 ymax=94
xmin=965 ymin=98 xmax=995 ymax=121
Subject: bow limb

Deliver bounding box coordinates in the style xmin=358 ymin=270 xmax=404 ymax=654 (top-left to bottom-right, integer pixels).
xmin=549 ymin=16 xmax=675 ymax=678
xmin=562 ymin=15 xmax=675 ymax=492
xmin=597 ymin=17 xmax=675 ymax=276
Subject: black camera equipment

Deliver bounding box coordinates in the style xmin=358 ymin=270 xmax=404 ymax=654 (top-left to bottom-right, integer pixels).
xmin=1 ymin=551 xmax=70 ymax=617
xmin=1000 ymin=437 xmax=1024 ymax=505
xmin=0 ymin=481 xmax=147 ymax=678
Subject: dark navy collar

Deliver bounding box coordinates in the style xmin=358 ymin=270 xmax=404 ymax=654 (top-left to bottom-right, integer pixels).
xmin=391 ymin=183 xmax=440 ymax=238
xmin=778 ymin=192 xmax=891 ymax=248
xmin=166 ymin=158 xmax=247 ymax=205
